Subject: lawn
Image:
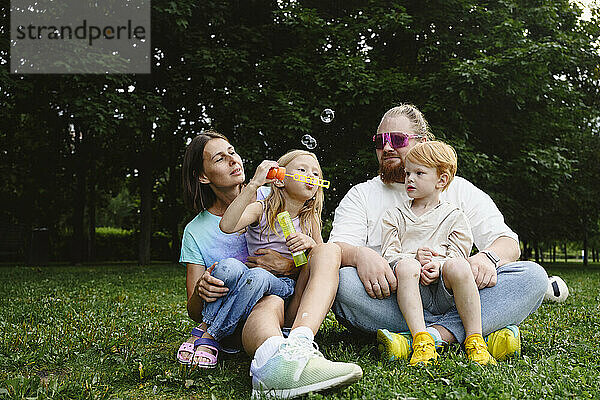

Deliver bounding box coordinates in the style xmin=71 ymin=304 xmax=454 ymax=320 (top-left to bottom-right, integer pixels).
xmin=1 ymin=263 xmax=599 ymax=399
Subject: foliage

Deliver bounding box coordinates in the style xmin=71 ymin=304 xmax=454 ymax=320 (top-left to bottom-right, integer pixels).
xmin=0 ymin=263 xmax=599 ymax=398
xmin=50 ymin=228 xmax=172 ymax=261
xmin=1 ymin=0 xmax=600 ymax=260
xmin=96 ymin=187 xmax=138 ymax=230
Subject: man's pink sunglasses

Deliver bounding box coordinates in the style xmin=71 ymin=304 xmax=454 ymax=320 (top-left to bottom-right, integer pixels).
xmin=372 ymin=132 xmax=423 ymax=149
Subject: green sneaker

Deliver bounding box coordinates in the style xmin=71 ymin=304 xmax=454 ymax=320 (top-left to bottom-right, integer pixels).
xmin=377 ymin=329 xmax=412 ymax=361
xmin=377 ymin=329 xmax=446 ymax=361
xmin=486 ymin=325 xmax=521 ymax=361
xmin=250 ymin=336 xmax=363 ymax=399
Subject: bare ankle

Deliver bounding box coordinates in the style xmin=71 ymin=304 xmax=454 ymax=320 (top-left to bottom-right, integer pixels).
xmin=432 ymin=325 xmax=457 ymax=343
xmin=201 ymin=331 xmax=215 ymax=340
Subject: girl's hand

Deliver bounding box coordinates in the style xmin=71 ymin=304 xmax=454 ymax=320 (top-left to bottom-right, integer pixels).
xmin=249 ymin=160 xmax=280 ymax=188
xmin=416 ymin=246 xmax=439 ymax=266
xmin=195 ymin=263 xmax=229 ymax=302
xmin=420 ymin=261 xmax=440 ymax=285
xmin=286 ymin=232 xmax=317 ymax=253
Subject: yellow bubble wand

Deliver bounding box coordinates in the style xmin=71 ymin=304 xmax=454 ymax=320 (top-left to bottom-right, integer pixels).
xmin=266 ymin=167 xmax=330 ymax=189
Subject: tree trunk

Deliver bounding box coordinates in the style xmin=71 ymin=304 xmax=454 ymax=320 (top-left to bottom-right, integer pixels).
xmin=564 ymin=242 xmax=568 ymax=263
xmin=539 ymin=246 xmax=544 ymax=263
xmin=72 ymin=171 xmax=86 ymax=263
xmin=138 ymin=161 xmax=152 ymax=265
xmin=71 ymin=126 xmax=86 ymax=264
xmin=166 ymin=165 xmax=181 ymax=262
xmin=583 ymin=229 xmax=588 ymax=266
xmin=534 ymin=245 xmax=539 ymax=263
xmin=87 ymin=174 xmax=96 ymax=262
xmin=552 ymin=244 xmax=556 ymax=263
xmin=136 ymin=74 xmax=154 ymax=266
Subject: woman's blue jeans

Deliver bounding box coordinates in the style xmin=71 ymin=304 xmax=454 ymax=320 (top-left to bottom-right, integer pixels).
xmin=202 ymin=258 xmax=295 ymax=341
xmin=332 ymin=261 xmax=548 ymax=343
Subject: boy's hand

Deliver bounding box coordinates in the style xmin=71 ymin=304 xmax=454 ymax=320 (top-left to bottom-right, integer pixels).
xmin=416 ymin=247 xmax=440 ymax=266
xmin=420 ymin=261 xmax=440 ymax=285
xmin=286 ymin=232 xmax=317 ymax=253
xmin=249 ymin=160 xmax=279 ymax=188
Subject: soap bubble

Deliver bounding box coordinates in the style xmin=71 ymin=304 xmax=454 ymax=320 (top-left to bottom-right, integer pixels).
xmin=320 ymin=108 xmax=335 ymax=123
xmin=301 ymin=134 xmax=317 ymax=149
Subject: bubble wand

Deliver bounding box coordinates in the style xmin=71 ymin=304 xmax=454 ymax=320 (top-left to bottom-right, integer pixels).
xmin=266 ymin=167 xmax=330 ymax=189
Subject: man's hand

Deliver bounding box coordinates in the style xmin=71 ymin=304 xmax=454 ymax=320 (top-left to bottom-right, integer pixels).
xmin=467 ymin=252 xmax=497 ymax=289
xmin=196 ymin=263 xmax=229 ymax=302
xmin=355 ymin=247 xmax=397 ymax=299
xmin=420 ymin=261 xmax=440 ymax=285
xmin=246 ymin=248 xmax=296 ymax=276
xmin=286 ymin=232 xmax=317 ymax=253
xmin=416 ymin=247 xmax=440 ymax=266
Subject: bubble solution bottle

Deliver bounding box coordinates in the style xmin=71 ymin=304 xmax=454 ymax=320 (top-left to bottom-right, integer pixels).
xmin=276 ymin=211 xmax=308 ymax=267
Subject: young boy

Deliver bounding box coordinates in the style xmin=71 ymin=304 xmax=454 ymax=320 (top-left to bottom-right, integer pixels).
xmin=379 ymin=141 xmax=496 ymax=366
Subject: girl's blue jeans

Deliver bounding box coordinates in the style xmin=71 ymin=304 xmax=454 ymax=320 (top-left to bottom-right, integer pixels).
xmin=202 ymin=258 xmax=295 ymax=341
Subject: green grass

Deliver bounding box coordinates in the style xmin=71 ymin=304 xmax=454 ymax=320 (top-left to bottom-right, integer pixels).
xmin=1 ymin=263 xmax=599 ymax=399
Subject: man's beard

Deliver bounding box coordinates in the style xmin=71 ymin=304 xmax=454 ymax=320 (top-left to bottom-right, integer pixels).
xmin=379 ymin=158 xmax=405 ymax=185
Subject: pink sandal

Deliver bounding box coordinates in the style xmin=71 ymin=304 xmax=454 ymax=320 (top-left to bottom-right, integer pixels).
xmin=192 ymin=338 xmax=221 ymax=368
xmin=176 ymin=327 xmax=205 ymax=365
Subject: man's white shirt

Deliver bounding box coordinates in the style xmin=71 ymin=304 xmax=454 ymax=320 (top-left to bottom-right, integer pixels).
xmin=328 ymin=175 xmax=518 ymax=255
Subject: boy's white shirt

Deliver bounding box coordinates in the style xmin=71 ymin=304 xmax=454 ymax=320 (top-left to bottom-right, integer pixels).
xmin=381 ymin=199 xmax=473 ymax=267
xmin=328 ymin=176 xmax=518 ymax=254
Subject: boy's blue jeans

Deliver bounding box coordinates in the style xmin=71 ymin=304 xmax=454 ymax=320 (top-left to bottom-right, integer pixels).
xmin=332 ymin=261 xmax=547 ymax=343
xmin=202 ymin=258 xmax=295 ymax=341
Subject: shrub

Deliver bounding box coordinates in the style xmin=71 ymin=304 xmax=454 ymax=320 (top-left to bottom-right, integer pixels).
xmin=51 ymin=227 xmax=173 ymax=262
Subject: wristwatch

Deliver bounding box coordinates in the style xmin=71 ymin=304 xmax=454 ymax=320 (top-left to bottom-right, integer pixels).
xmin=481 ymin=250 xmax=500 ymax=268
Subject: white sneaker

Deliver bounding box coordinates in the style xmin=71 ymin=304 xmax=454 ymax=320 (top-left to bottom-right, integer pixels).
xmin=250 ymin=336 xmax=362 ymax=399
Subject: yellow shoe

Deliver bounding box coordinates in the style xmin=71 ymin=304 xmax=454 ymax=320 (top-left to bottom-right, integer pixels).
xmin=486 ymin=325 xmax=521 ymax=361
xmin=377 ymin=329 xmax=411 ymax=361
xmin=465 ymin=334 xmax=497 ymax=365
xmin=409 ymin=332 xmax=438 ymax=366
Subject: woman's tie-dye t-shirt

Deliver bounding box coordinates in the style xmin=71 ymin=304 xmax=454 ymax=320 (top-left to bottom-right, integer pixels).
xmin=179 ymin=187 xmax=269 ymax=267
xmin=179 ymin=211 xmax=249 ymax=267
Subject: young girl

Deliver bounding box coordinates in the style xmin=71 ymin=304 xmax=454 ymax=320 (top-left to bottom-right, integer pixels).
xmin=378 ymin=141 xmax=496 ymax=366
xmin=190 ymin=149 xmax=325 ymax=367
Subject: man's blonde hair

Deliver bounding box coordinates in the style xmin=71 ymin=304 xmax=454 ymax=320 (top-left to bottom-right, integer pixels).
xmin=405 ymin=141 xmax=457 ymax=191
xmin=379 ymin=104 xmax=435 ymax=140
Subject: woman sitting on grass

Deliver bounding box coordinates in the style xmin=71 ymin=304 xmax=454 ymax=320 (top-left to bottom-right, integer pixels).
xmin=185 ymin=149 xmax=326 ymax=367
xmin=176 ymin=131 xmax=287 ymax=365
xmin=175 ymin=131 xmax=361 ymax=400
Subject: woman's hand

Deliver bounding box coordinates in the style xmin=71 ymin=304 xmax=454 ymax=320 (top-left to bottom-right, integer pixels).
xmin=248 ymin=160 xmax=280 ymax=188
xmin=195 ymin=263 xmax=229 ymax=302
xmin=420 ymin=261 xmax=440 ymax=285
xmin=246 ymin=249 xmax=296 ymax=276
xmin=285 ymin=232 xmax=317 ymax=253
